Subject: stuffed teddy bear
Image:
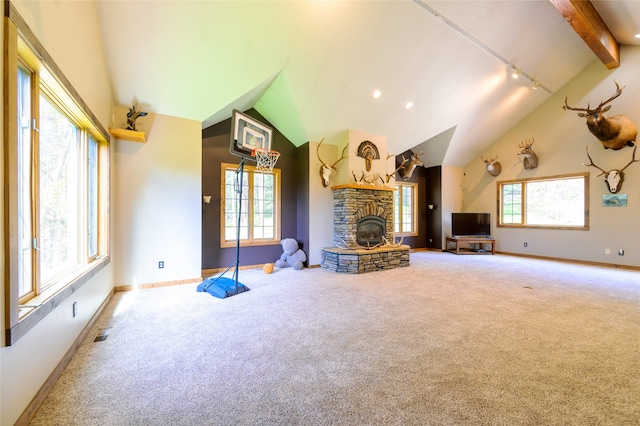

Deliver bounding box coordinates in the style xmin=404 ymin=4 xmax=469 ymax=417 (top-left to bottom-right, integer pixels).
xmin=275 ymin=238 xmax=307 ymax=270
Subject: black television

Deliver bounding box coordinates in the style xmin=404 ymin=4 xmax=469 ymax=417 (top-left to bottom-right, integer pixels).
xmin=451 ymin=212 xmax=491 ymax=237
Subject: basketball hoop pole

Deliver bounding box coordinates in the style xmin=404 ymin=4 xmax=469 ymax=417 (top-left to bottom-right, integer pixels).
xmin=198 ymin=158 xmax=249 ymax=298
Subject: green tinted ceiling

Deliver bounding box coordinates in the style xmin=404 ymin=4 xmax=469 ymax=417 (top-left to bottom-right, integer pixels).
xmin=254 ymin=71 xmax=308 ymax=147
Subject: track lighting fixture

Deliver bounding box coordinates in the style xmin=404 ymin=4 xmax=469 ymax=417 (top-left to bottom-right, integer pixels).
xmin=414 ymin=0 xmax=552 ymax=94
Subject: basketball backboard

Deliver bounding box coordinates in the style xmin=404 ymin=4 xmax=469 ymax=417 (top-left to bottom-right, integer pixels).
xmin=229 ymin=109 xmax=273 ymax=161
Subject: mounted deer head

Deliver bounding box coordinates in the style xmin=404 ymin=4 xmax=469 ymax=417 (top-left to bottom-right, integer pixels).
xmin=397 ymin=151 xmax=424 ymax=180
xmin=518 ymin=138 xmax=538 ymax=169
xmin=563 ymin=81 xmax=637 ymax=150
xmin=480 ymin=155 xmax=502 ymax=177
xmin=584 ymin=145 xmax=639 ymax=193
xmin=385 ymin=154 xmax=409 ymax=183
xmin=317 ymin=139 xmax=348 ymax=188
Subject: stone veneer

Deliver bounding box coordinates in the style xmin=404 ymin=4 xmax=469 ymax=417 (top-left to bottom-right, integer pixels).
xmin=321 ymin=184 xmax=410 ymax=274
xmin=321 ymin=246 xmax=410 ymax=273
xmin=332 ymin=185 xmax=394 ymax=247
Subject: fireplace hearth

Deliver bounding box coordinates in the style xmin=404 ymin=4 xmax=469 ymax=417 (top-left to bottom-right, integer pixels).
xmin=322 ymin=184 xmax=409 ymax=273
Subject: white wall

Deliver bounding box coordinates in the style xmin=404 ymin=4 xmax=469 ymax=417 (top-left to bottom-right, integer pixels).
xmin=461 ymin=46 xmax=640 ymax=267
xmin=308 ymin=130 xmax=394 ymax=265
xmin=308 ymin=140 xmax=336 ymax=265
xmin=112 ymin=106 xmax=202 ymax=287
xmin=441 ymin=165 xmax=464 ymax=246
xmin=1 ymin=1 xmax=114 ymax=424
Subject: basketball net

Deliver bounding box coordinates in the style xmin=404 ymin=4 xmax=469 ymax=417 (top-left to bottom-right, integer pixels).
xmin=252 ymin=148 xmax=280 ymax=172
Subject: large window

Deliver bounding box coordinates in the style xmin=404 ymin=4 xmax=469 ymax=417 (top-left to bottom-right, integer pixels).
xmin=394 ymin=182 xmax=418 ymax=236
xmin=220 ymin=163 xmax=281 ymax=247
xmin=498 ymin=173 xmax=589 ymax=230
xmin=4 ymin=9 xmax=110 ymax=344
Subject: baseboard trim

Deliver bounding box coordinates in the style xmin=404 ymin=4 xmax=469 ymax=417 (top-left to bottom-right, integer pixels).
xmin=496 ymin=251 xmax=640 ymax=271
xmin=114 ymin=277 xmax=202 ymax=292
xmin=15 ymin=289 xmax=115 ymax=426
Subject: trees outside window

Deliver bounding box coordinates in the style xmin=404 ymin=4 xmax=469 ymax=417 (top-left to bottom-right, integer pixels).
xmin=498 ymin=173 xmax=589 ymax=230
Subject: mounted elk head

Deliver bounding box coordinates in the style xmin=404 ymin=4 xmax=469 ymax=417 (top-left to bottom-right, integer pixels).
xmin=563 ymin=81 xmax=637 ymax=150
xmin=397 ymin=151 xmax=424 ymax=180
xmin=584 ymin=145 xmax=639 ymax=193
xmin=317 ymin=138 xmax=349 ymax=188
xmin=480 ymin=155 xmax=502 ymax=177
xmin=518 ymin=138 xmax=538 ymax=170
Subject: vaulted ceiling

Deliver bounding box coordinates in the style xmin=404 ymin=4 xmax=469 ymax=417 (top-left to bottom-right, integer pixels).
xmin=96 ymin=0 xmax=640 ymax=167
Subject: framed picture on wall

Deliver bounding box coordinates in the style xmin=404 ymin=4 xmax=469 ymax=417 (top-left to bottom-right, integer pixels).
xmin=602 ymin=193 xmax=627 ymax=207
xmin=229 ymin=109 xmax=273 ymax=160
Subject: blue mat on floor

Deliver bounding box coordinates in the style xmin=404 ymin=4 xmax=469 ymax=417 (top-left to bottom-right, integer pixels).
xmin=197 ymin=276 xmax=250 ymax=299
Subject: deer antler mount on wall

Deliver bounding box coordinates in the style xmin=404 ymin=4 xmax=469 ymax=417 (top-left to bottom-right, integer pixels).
xmin=397 ymin=151 xmax=424 ymax=180
xmin=518 ymin=138 xmax=538 ymax=169
xmin=584 ymin=146 xmax=639 ymax=193
xmin=481 ymin=155 xmax=502 ymax=177
xmin=317 ymin=138 xmax=348 ymax=188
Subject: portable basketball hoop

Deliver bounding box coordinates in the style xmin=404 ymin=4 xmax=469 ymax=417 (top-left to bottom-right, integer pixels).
xmin=198 ymin=110 xmax=278 ymax=299
xmin=252 ymin=147 xmax=280 ymax=172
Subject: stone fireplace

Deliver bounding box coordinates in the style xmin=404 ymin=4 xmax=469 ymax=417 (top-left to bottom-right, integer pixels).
xmin=321 ymin=184 xmax=409 ymax=273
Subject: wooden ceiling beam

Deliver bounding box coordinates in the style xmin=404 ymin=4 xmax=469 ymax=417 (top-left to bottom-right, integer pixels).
xmin=549 ymin=0 xmax=620 ymax=69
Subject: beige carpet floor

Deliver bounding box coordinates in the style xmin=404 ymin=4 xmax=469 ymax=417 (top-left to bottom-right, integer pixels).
xmin=30 ymin=251 xmax=639 ymax=425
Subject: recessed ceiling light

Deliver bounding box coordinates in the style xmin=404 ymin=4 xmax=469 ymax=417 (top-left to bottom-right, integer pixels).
xmin=635 ymin=33 xmax=640 ymax=39
xmin=373 ymin=90 xmax=381 ymax=99
xmin=405 ymin=102 xmax=414 ymax=109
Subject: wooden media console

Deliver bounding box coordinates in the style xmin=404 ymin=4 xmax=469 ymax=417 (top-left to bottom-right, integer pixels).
xmin=446 ymin=236 xmax=495 ymax=255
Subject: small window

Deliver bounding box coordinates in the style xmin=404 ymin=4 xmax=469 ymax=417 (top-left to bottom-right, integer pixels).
xmin=394 ymin=182 xmax=418 ymax=236
xmin=498 ymin=173 xmax=589 ymax=230
xmin=220 ymin=163 xmax=281 ymax=247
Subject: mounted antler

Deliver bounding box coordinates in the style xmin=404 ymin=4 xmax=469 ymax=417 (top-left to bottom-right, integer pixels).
xmin=563 ymin=81 xmax=637 ymax=150
xmin=317 ymin=139 xmax=349 ymax=188
xmin=583 ymin=148 xmax=608 ymax=176
xmin=517 ymin=138 xmax=538 ymax=169
xmin=480 ymin=155 xmax=502 ymax=177
xmin=584 ymin=145 xmax=639 ymax=193
xmin=385 ymin=154 xmax=409 ymax=182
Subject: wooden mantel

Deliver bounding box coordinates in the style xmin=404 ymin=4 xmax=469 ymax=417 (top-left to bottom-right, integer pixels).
xmin=331 ymin=184 xmax=395 ymax=191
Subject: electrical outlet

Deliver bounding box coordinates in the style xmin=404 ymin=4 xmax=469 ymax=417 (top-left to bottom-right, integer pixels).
xmin=72 ymin=302 xmax=78 ymax=318
xmin=524 ymin=242 xmax=528 ymax=247
xmin=618 ymin=249 xmax=624 ymax=256
xmin=158 ymin=261 xmax=164 ymax=269
xmin=605 ymin=248 xmax=610 ymax=255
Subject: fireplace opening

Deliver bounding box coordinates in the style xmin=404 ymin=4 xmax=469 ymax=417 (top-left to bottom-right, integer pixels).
xmin=356 ymin=215 xmax=386 ymax=246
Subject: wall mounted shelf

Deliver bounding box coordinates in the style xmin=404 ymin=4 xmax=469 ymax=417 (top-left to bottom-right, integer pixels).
xmin=108 ymin=128 xmax=146 ymax=143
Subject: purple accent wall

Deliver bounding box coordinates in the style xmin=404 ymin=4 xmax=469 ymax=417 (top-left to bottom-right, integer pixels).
xmin=201 ymin=110 xmax=308 ymax=269
xmin=394 ymin=151 xmax=442 ymax=250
